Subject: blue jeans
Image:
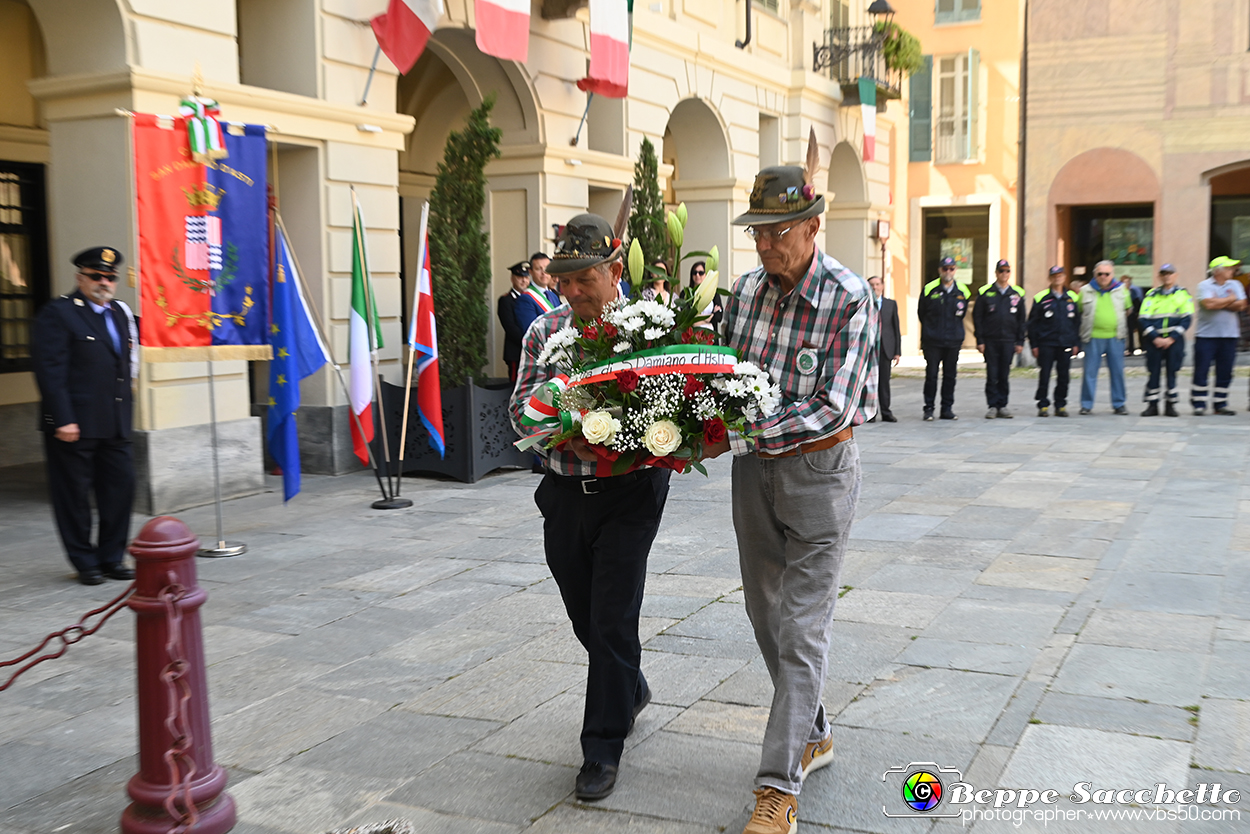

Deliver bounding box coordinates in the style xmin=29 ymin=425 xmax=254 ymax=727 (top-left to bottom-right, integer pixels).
xmin=1081 ymin=338 xmax=1126 ymax=410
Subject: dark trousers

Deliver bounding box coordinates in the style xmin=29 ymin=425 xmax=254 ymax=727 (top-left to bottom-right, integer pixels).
xmin=1192 ymin=336 xmax=1238 ymax=410
xmin=1144 ymin=334 xmax=1185 ymax=403
xmin=983 ymin=341 xmax=1015 ymax=408
xmin=877 ymin=346 xmax=893 ymax=418
xmin=923 ymin=345 xmax=960 ymax=411
xmin=43 ymin=433 xmax=135 ymax=575
xmin=1126 ymin=312 xmax=1140 ymax=352
xmin=1034 ymin=346 xmax=1072 ymax=409
xmin=535 ymin=468 xmax=671 ymax=765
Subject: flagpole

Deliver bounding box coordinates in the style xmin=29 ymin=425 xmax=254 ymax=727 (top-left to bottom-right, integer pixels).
xmin=197 ymin=359 xmax=247 ymax=558
xmin=275 ymin=212 xmax=392 ymax=504
xmin=353 ymin=187 xmax=411 ymax=510
xmin=396 ymin=201 xmax=430 ymax=498
xmin=360 ymin=45 xmax=382 ymax=106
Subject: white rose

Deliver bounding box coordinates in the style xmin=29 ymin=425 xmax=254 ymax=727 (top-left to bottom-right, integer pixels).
xmin=581 ymin=411 xmax=620 ymax=446
xmin=643 ymin=419 xmax=682 ymax=456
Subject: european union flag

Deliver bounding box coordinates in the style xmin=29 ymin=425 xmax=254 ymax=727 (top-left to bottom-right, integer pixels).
xmin=268 ymin=224 xmax=332 ymax=500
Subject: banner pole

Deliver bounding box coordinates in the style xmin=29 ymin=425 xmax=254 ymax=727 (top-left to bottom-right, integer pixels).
xmin=359 ymin=45 xmax=382 ymax=107
xmin=396 ymin=201 xmax=430 ymax=498
xmin=197 ymin=359 xmax=246 ymax=558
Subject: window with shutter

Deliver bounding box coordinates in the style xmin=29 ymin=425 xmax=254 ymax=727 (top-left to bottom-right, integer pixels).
xmin=909 ymin=55 xmax=933 ymax=163
xmin=935 ymin=0 xmax=980 ymax=24
xmin=934 ymin=50 xmax=979 ymax=163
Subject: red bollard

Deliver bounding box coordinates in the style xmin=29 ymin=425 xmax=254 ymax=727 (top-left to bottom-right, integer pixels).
xmin=121 ymin=516 xmax=236 ymax=834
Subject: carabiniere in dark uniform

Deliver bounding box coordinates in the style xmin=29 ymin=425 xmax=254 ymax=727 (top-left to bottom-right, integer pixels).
xmin=32 ymin=246 xmax=137 ymax=585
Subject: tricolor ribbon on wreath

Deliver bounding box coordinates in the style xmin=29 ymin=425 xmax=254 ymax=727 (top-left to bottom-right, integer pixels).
xmin=178 ymin=96 xmax=228 ymax=164
xmin=513 ymin=345 xmax=740 ymax=451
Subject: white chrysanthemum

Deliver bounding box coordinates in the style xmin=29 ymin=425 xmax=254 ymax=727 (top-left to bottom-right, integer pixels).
xmin=734 ymin=361 xmax=764 ymax=377
xmin=614 ymin=341 xmax=631 ymax=353
xmin=643 ymin=327 xmax=666 ymax=340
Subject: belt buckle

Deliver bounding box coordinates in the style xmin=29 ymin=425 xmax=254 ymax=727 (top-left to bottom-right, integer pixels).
xmin=581 ymin=478 xmax=599 ymax=495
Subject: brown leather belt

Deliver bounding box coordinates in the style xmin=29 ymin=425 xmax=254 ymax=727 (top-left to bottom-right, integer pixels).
xmin=756 ymin=427 xmax=853 ymax=459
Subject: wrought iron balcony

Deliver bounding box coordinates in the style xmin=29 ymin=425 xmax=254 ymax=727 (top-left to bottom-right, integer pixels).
xmin=812 ymin=25 xmax=903 ymax=104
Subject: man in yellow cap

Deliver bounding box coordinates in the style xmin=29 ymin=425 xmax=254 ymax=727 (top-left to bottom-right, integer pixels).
xmin=32 ymin=247 xmax=138 ymax=585
xmin=1192 ymin=256 xmax=1246 ymax=415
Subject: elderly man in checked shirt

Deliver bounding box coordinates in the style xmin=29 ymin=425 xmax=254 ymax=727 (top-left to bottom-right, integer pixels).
xmin=706 ymin=163 xmax=878 ymax=834
xmin=509 ymin=213 xmax=671 ymax=804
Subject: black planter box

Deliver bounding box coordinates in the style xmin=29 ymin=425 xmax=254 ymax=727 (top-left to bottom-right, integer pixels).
xmin=377 ymin=377 xmax=531 ymax=483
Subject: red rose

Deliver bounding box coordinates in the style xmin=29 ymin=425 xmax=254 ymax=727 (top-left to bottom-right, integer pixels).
xmin=703 ymin=418 xmax=727 ymax=444
xmin=683 ymin=374 xmax=705 ymax=397
xmin=603 ymin=323 xmax=619 ymax=338
xmin=582 ymin=325 xmax=599 ymax=341
xmin=616 ymin=369 xmax=640 ymax=393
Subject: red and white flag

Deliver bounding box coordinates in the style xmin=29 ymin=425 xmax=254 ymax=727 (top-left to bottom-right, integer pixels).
xmin=475 ymin=0 xmax=529 ymax=63
xmin=406 ymin=203 xmax=445 ymax=457
xmin=858 ymin=78 xmax=877 ymax=162
xmin=371 ymin=0 xmax=444 ymax=74
xmin=577 ymin=0 xmax=630 ymax=98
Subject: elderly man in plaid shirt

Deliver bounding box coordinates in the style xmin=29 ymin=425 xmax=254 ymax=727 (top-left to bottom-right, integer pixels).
xmin=707 ymin=164 xmax=878 ymax=834
xmin=509 ymin=214 xmax=671 ymax=804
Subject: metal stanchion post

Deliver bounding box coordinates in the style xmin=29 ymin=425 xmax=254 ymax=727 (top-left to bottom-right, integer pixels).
xmin=198 ymin=360 xmax=246 ymax=558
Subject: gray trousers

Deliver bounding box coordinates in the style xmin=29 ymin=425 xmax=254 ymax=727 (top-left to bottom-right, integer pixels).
xmin=732 ymin=440 xmax=861 ymax=795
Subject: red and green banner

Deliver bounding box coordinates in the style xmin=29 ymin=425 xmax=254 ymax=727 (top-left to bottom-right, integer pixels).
xmin=133 ymin=113 xmax=271 ymax=360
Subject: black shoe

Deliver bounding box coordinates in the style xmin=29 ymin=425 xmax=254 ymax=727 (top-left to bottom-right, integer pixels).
xmin=1079 ymin=407 xmax=1092 ymax=415
xmin=940 ymin=410 xmax=958 ymax=420
xmin=103 ymin=565 xmax=135 ymax=580
xmin=575 ymin=761 xmax=618 ymax=801
xmin=1164 ymin=403 xmax=1178 ymax=417
xmin=1056 ymin=407 xmax=1069 ymax=417
xmin=923 ymin=409 xmax=934 ymax=422
xmin=881 ymin=413 xmax=897 ymax=423
xmin=78 ymin=571 xmax=105 ymax=586
xmin=627 ymin=685 xmax=653 ymax=736
xmin=1215 ymin=406 xmax=1237 ymax=416
xmin=1113 ymin=407 xmax=1129 ymax=415
xmin=1141 ymin=403 xmax=1159 ymax=417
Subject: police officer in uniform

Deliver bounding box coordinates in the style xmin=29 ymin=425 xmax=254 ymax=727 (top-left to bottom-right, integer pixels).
xmin=918 ymin=255 xmax=971 ymax=420
xmin=32 ymin=247 xmax=138 ymax=585
xmin=1026 ymin=265 xmax=1080 ymax=417
xmin=497 ymin=260 xmax=530 ymax=383
xmin=1138 ymin=263 xmax=1193 ymax=416
xmin=972 ymin=259 xmax=1027 ymax=418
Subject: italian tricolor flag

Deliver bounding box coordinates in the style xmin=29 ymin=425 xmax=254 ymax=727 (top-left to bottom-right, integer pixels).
xmin=577 ymin=0 xmax=631 ymax=98
xmin=349 ymin=192 xmax=383 ymax=466
xmin=475 ymin=0 xmax=529 ymax=63
xmin=859 ymin=77 xmax=877 ymax=162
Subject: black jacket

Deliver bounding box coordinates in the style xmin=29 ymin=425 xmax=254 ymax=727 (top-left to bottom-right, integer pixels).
xmin=973 ymin=283 xmax=1027 ymax=345
xmin=878 ymin=297 xmax=901 ymax=357
xmin=32 ymin=290 xmax=134 ymax=438
xmin=918 ymin=278 xmax=972 ymax=348
xmin=497 ymin=290 xmax=524 ymax=364
xmin=1027 ymin=289 xmax=1081 ymax=348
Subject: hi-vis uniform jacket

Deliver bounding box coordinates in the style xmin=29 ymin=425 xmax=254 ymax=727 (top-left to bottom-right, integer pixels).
xmin=918 ymin=278 xmax=972 ymax=348
xmin=972 ymin=283 xmax=1027 ymax=345
xmin=1027 ymin=290 xmax=1081 ymax=348
xmin=1138 ymin=286 xmax=1194 ymax=340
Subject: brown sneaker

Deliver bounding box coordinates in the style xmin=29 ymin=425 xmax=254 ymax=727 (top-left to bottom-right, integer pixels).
xmin=800 ymin=731 xmax=833 ymax=781
xmin=743 ymin=787 xmax=797 ymax=834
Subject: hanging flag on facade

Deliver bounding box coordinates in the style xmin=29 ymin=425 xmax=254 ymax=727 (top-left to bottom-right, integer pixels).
xmin=406 ymin=211 xmax=445 ymax=457
xmin=371 ymin=0 xmax=444 ymax=74
xmin=349 ymin=193 xmax=384 ymax=466
xmin=268 ymin=225 xmax=333 ymax=500
xmin=859 ymin=77 xmax=877 ymax=162
xmin=475 ymin=0 xmax=529 ymax=63
xmin=133 ymin=114 xmax=270 ymax=360
xmin=577 ymin=0 xmax=631 ymax=98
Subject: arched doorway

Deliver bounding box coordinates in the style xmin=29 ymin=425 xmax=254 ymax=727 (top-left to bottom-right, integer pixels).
xmin=825 ymin=140 xmax=872 ymax=279
xmin=396 ymin=28 xmax=542 ymax=378
xmin=1206 ymin=164 xmax=1250 ymax=264
xmin=1049 ymin=148 xmax=1160 ymax=286
xmin=662 ymin=98 xmax=731 ymax=290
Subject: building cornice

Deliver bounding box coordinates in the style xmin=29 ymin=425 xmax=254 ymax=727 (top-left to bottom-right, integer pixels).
xmin=29 ymin=68 xmax=415 ymax=150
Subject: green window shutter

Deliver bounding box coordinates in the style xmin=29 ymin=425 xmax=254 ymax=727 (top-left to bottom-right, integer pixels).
xmin=910 ymin=55 xmax=933 ymax=163
xmin=966 ymin=48 xmax=979 ymax=161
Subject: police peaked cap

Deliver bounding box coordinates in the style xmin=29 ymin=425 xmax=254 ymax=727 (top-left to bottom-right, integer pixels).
xmin=73 ymin=246 xmax=124 ymax=272
xmin=510 ymin=261 xmax=531 ymax=277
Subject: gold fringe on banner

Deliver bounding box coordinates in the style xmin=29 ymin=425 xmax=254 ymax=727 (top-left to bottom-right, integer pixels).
xmin=142 ymin=345 xmax=272 ymax=363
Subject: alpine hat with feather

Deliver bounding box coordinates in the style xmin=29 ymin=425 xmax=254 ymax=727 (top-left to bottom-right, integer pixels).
xmin=548 ymin=186 xmax=633 ymax=276
xmin=733 ymin=128 xmax=825 ymax=227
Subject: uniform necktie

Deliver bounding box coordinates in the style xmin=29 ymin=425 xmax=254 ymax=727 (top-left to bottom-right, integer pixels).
xmin=100 ymin=305 xmax=121 ymax=354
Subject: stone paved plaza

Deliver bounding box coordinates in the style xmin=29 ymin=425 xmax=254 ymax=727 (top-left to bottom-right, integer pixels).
xmin=1 ymin=374 xmax=1248 ymax=834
